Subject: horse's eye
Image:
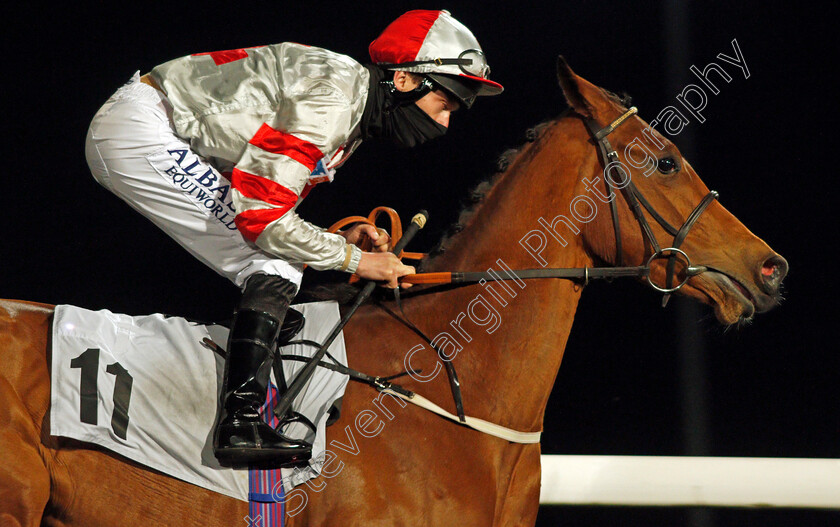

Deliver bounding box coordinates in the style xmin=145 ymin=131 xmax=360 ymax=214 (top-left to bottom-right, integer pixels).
xmin=657 ymin=157 xmax=678 ymax=174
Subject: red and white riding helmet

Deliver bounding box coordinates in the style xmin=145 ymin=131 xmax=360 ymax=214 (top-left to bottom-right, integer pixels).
xmin=369 ymin=9 xmax=503 ymax=108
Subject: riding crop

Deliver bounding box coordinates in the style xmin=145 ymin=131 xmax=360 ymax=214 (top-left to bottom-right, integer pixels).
xmin=272 ymin=210 xmax=429 ymax=420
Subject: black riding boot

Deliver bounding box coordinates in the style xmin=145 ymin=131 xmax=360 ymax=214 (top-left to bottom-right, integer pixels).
xmin=213 ymin=275 xmax=312 ymax=465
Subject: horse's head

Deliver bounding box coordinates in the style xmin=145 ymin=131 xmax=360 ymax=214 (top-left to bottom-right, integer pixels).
xmin=555 ymin=56 xmax=787 ymax=325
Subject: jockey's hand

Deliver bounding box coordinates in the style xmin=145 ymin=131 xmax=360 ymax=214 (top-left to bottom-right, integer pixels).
xmin=340 ymin=224 xmax=391 ymax=252
xmin=356 ymin=252 xmax=415 ymax=288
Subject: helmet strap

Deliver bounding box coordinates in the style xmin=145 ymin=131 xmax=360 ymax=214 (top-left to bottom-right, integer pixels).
xmin=380 ymin=76 xmax=435 ymax=111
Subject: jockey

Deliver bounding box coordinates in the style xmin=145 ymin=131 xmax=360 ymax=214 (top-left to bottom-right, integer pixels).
xmin=84 ymin=9 xmax=503 ymax=466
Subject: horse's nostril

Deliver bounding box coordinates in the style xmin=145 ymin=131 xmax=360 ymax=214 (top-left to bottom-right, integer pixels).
xmin=760 ymin=255 xmax=788 ymax=291
xmin=761 ymin=264 xmax=774 ymax=277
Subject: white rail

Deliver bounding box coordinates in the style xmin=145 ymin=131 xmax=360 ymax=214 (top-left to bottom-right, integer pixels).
xmin=539 ymin=455 xmax=840 ymax=508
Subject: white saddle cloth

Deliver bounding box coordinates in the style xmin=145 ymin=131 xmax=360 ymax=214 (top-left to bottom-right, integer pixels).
xmin=50 ymin=301 xmax=348 ymax=501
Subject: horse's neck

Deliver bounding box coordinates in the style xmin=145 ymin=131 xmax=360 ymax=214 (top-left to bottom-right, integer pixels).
xmin=426 ymin=118 xmax=590 ymax=273
xmin=409 ymin=120 xmax=594 ymax=431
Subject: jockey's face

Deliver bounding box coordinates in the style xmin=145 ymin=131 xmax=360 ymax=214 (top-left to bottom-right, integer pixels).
xmin=393 ymin=71 xmax=460 ymax=128
xmin=415 ymin=88 xmax=460 ymax=128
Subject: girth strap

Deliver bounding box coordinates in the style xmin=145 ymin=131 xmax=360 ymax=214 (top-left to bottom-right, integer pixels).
xmin=277 ymin=345 xmax=540 ymax=444
xmin=379 ymin=389 xmax=542 ymax=444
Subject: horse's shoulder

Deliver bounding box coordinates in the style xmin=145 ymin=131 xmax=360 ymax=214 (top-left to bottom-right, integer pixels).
xmin=0 ymin=299 xmax=56 ymax=321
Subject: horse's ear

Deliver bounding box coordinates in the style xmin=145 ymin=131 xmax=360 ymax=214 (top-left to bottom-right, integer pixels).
xmin=557 ymin=56 xmax=594 ymax=117
xmin=556 ymin=56 xmax=613 ymax=119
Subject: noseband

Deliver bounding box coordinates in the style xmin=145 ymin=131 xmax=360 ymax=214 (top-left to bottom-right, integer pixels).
xmin=583 ymin=107 xmax=718 ymax=306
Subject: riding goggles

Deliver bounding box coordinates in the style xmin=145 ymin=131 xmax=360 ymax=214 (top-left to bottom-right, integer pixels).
xmin=378 ymin=49 xmax=491 ymax=80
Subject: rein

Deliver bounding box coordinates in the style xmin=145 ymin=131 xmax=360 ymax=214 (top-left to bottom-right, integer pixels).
xmin=401 ymin=106 xmax=719 ymax=306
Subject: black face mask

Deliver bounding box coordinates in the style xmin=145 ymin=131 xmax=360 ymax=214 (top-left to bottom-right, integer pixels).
xmin=361 ymin=65 xmax=448 ymax=148
xmin=383 ymin=103 xmax=448 ymax=149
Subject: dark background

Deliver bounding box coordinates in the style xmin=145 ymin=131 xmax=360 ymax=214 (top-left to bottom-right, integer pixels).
xmin=5 ymin=1 xmax=837 ymax=525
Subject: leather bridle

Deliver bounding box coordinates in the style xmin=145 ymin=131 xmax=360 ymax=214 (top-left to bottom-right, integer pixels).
xmin=582 ymin=106 xmax=719 ymax=306
xmin=403 ymin=106 xmax=719 ymax=306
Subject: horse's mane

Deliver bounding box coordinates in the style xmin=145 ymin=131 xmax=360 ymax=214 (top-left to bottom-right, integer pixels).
xmin=425 ymin=89 xmax=630 ymax=262
xmin=604 ymin=90 xmax=633 ymax=110
xmin=424 ymin=118 xmax=559 ymax=262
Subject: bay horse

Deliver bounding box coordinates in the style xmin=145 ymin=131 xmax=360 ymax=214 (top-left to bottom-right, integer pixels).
xmin=0 ymin=57 xmax=787 ymax=526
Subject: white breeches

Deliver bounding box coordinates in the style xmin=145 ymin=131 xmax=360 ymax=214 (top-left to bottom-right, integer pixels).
xmin=84 ymin=73 xmax=304 ymax=289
